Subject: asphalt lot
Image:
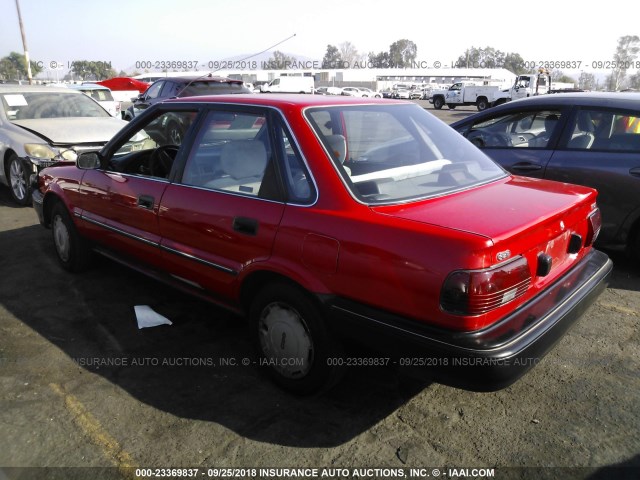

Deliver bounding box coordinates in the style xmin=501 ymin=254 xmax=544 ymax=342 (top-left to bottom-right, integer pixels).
xmin=1 ymin=103 xmax=639 ymax=480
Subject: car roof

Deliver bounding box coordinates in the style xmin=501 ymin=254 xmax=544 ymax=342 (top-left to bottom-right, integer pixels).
xmin=499 ymin=92 xmax=640 ymax=109
xmin=166 ymin=94 xmax=407 ymax=108
xmin=155 ymin=76 xmax=244 ymax=84
xmin=0 ymin=85 xmax=83 ymax=94
xmin=67 ymin=84 xmax=111 ymax=91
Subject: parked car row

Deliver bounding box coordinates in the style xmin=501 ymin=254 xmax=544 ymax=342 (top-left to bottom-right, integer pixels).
xmin=314 ymin=86 xmax=382 ymax=97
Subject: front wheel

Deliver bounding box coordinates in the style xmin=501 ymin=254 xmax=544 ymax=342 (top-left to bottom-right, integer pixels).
xmin=51 ymin=202 xmax=93 ymax=272
xmin=250 ymin=283 xmax=341 ymax=394
xmin=7 ymin=154 xmax=31 ymax=206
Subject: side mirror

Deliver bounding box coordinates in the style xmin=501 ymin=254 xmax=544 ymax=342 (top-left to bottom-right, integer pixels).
xmin=77 ymin=152 xmax=101 ymax=170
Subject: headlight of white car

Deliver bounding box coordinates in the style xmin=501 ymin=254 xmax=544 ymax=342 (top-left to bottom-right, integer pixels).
xmin=24 ymin=144 xmax=78 ymax=166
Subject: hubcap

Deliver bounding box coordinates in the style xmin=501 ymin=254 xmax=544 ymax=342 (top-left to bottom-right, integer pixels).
xmin=9 ymin=159 xmax=26 ymax=200
xmin=52 ymin=215 xmax=71 ymax=262
xmin=258 ymin=302 xmax=313 ymax=379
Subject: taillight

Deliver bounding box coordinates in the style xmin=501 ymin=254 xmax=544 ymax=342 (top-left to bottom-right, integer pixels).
xmin=585 ymin=206 xmax=602 ymax=247
xmin=440 ymin=256 xmax=532 ymax=316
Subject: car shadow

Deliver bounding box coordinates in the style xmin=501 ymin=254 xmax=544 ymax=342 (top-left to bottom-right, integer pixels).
xmin=601 ymin=248 xmax=640 ymax=292
xmin=0 ymin=222 xmax=431 ymax=448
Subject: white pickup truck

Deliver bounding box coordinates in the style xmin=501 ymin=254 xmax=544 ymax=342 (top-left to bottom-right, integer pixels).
xmin=430 ymin=83 xmax=509 ymax=111
xmin=430 ymin=71 xmax=580 ymax=111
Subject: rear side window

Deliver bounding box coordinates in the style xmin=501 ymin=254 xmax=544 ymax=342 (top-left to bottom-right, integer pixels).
xmin=565 ymin=109 xmax=640 ymax=152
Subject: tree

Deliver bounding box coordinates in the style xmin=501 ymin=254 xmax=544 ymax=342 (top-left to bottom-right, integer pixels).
xmin=368 ymin=51 xmax=390 ymax=68
xmin=70 ymin=60 xmax=116 ymax=80
xmin=455 ymin=46 xmax=505 ymax=69
xmin=264 ymin=50 xmax=297 ymax=69
xmin=0 ymin=51 xmax=42 ymax=80
xmin=321 ymin=45 xmax=342 ymax=69
xmin=339 ymin=42 xmax=360 ymax=68
xmin=389 ymin=39 xmax=417 ymax=68
xmin=503 ymin=53 xmax=526 ymax=74
xmin=628 ymin=71 xmax=640 ymax=90
xmin=578 ymin=71 xmax=596 ymax=91
xmin=550 ymin=69 xmax=576 ymax=84
xmin=609 ymin=35 xmax=640 ymax=91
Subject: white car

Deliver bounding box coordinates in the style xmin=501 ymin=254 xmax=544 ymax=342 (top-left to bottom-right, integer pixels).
xmin=394 ymin=89 xmax=411 ymax=99
xmin=326 ymin=86 xmax=343 ymax=95
xmin=341 ymin=87 xmax=365 ymax=97
xmin=67 ymin=84 xmax=121 ymax=117
xmin=359 ymin=88 xmax=382 ymax=98
xmin=0 ymin=85 xmax=127 ymax=205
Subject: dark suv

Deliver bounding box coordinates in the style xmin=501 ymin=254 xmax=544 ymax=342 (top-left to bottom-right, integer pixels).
xmin=123 ymin=76 xmax=251 ymax=121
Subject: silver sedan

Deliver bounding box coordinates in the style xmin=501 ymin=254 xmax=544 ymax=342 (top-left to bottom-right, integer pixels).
xmin=0 ymin=85 xmax=127 ymax=205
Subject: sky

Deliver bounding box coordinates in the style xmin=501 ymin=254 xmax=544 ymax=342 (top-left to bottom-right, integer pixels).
xmin=1 ymin=0 xmax=638 ymax=77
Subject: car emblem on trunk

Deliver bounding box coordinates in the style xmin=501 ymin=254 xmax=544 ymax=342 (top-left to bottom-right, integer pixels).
xmin=497 ymin=250 xmax=511 ymax=261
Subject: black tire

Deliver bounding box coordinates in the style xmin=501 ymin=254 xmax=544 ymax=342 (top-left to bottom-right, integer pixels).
xmin=433 ymin=96 xmax=444 ymax=110
xmin=476 ymin=98 xmax=489 ymax=111
xmin=7 ymin=153 xmax=31 ymax=206
xmin=448 ymin=105 xmax=456 ymax=110
xmin=50 ymin=202 xmax=93 ymax=272
xmin=250 ymin=282 xmax=341 ymax=395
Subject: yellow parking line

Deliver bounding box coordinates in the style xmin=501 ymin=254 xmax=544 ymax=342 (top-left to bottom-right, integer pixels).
xmin=49 ymin=383 xmax=138 ymax=477
xmin=597 ymin=302 xmax=639 ymax=317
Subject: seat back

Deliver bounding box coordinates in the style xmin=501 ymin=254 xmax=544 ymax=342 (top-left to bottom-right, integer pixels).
xmin=204 ymin=140 xmax=267 ymax=195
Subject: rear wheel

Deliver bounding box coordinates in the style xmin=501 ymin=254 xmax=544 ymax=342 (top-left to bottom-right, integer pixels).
xmin=448 ymin=105 xmax=456 ymax=110
xmin=476 ymin=98 xmax=489 ymax=111
xmin=433 ymin=97 xmax=444 ymax=110
xmin=7 ymin=154 xmax=31 ymax=206
xmin=250 ymin=283 xmax=341 ymax=394
xmin=51 ymin=202 xmax=93 ymax=272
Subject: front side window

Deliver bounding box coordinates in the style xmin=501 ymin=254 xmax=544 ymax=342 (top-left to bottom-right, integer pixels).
xmin=110 ymin=110 xmax=197 ymax=178
xmin=144 ymin=81 xmax=164 ymax=100
xmin=305 ymin=104 xmax=506 ymax=204
xmin=464 ymin=109 xmax=563 ymax=149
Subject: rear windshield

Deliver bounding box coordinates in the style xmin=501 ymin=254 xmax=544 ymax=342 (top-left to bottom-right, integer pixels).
xmin=83 ymin=89 xmax=115 ymax=102
xmin=2 ymin=91 xmax=110 ymax=120
xmin=304 ymin=103 xmax=506 ymax=204
xmin=180 ymin=81 xmax=251 ymax=97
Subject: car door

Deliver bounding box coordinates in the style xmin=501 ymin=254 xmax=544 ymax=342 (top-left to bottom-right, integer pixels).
xmin=157 ymin=107 xmax=291 ymax=301
xmin=545 ymin=107 xmax=640 ymax=245
xmin=455 ymin=107 xmax=570 ymax=178
xmin=77 ymin=109 xmax=197 ymax=267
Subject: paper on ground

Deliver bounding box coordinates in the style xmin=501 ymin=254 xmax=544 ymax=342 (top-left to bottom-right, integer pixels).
xmin=134 ymin=305 xmax=173 ymax=329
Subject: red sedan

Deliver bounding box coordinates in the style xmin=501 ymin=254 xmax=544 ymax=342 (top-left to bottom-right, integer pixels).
xmin=32 ymin=95 xmax=612 ymax=394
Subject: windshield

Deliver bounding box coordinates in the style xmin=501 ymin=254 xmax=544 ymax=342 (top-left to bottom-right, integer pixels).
xmin=305 ymin=104 xmax=507 ymax=204
xmin=2 ymin=91 xmax=110 ymax=120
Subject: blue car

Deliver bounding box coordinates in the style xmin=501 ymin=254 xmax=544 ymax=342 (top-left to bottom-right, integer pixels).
xmin=451 ymin=92 xmax=640 ymax=261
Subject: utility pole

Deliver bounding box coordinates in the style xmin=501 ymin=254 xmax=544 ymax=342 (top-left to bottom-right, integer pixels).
xmin=15 ymin=0 xmax=33 ymax=84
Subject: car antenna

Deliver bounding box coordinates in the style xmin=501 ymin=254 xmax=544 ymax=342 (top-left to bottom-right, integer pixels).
xmin=174 ymin=33 xmax=297 ymax=98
